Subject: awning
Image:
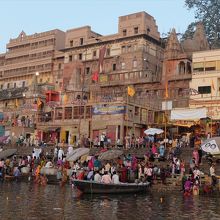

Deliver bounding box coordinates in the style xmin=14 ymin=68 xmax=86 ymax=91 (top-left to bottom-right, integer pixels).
xmin=171 ymin=108 xmax=207 ymax=120
xmin=41 ymin=127 xmax=60 ymax=132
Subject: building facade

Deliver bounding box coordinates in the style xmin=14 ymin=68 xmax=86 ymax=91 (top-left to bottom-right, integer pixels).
xmin=0 ymin=29 xmax=65 ymax=140
xmin=189 ymin=49 xmax=220 ymax=134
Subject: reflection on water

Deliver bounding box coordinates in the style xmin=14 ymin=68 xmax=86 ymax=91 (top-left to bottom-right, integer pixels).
xmin=0 ymin=182 xmax=220 ymax=220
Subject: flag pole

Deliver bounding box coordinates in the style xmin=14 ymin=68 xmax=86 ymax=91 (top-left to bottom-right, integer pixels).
xmin=126 ymin=88 xmax=129 ymax=147
xmin=164 ymin=81 xmax=168 ymax=149
xmin=211 ymin=93 xmax=213 ymax=138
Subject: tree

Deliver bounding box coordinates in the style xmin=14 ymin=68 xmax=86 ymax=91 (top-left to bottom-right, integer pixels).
xmin=183 ymin=0 xmax=220 ymax=48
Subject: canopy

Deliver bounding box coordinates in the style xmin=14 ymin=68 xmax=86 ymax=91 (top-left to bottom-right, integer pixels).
xmin=171 ymin=108 xmax=207 ymax=120
xmin=144 ymin=128 xmax=164 ymax=135
xmin=201 ymin=137 xmax=220 ymax=154
xmin=66 ymin=148 xmax=90 ymax=162
xmin=98 ymin=149 xmax=123 ymax=161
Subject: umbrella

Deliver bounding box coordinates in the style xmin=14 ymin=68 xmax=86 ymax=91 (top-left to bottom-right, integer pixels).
xmin=0 ymin=149 xmax=17 ymax=160
xmin=201 ymin=137 xmax=220 ymax=154
xmin=66 ymin=148 xmax=90 ymax=162
xmin=98 ymin=149 xmax=123 ymax=161
xmin=144 ymin=128 xmax=164 ymax=135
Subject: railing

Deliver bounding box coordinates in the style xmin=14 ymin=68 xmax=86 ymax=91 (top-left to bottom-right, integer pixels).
xmin=89 ymin=70 xmax=161 ymax=86
xmin=169 ymin=73 xmax=192 ymax=81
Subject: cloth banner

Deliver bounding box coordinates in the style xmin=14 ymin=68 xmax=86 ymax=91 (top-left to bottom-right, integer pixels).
xmin=201 ymin=139 xmax=220 ymax=154
xmin=171 ymin=108 xmax=207 ymax=120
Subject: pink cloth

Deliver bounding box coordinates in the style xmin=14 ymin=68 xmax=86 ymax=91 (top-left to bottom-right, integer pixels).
xmin=101 ymin=174 xmax=112 ymax=184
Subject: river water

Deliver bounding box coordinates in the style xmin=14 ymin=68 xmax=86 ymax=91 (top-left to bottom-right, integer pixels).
xmin=0 ymin=182 xmax=220 ymax=220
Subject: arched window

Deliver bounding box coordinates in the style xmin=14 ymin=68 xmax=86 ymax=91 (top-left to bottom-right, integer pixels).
xmin=178 ymin=61 xmax=185 ymax=74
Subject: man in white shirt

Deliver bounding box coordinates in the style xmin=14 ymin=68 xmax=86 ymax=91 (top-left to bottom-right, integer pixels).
xmin=100 ymin=133 xmax=105 ymax=148
xmin=112 ymin=171 xmax=120 ymax=184
xmin=94 ymin=171 xmax=102 ymax=182
xmin=58 ymin=148 xmax=64 ymax=160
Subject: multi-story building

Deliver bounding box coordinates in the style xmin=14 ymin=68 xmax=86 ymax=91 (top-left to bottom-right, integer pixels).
xmin=0 ymin=11 xmax=211 ymax=145
xmin=189 ymin=49 xmax=220 ymax=134
xmin=162 ymin=23 xmax=209 ymax=109
xmin=37 ymin=12 xmax=165 ymax=145
xmin=0 ymin=29 xmax=65 ymax=139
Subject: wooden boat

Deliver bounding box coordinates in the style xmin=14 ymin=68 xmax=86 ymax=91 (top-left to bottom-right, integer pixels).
xmin=4 ymin=174 xmax=32 ymax=182
xmin=73 ymin=180 xmax=149 ymax=194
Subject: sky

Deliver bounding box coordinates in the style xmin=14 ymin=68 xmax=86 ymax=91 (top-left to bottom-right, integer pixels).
xmin=0 ymin=0 xmax=195 ymax=53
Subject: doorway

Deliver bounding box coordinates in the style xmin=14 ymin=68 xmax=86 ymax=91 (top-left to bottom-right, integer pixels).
xmin=65 ymin=131 xmax=69 ymax=144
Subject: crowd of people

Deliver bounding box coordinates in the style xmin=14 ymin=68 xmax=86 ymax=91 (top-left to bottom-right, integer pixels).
xmin=0 ymin=131 xmax=219 ymax=196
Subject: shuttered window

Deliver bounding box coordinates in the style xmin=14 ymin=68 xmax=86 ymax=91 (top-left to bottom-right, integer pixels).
xmin=205 ymin=61 xmax=216 ymax=71
xmin=193 ymin=62 xmax=204 ymax=72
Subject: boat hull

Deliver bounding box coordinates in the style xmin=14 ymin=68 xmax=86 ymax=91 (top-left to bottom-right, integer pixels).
xmin=73 ymin=180 xmax=149 ymax=194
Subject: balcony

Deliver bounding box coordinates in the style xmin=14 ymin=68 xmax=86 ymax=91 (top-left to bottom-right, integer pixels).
xmin=92 ymin=70 xmax=161 ymax=87
xmin=169 ymin=73 xmax=192 ymax=81
xmin=0 ymin=87 xmax=28 ymax=101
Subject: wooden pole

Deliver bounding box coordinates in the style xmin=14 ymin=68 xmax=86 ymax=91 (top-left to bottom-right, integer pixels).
xmin=211 ymin=94 xmax=213 ymax=138
xmin=126 ymin=90 xmax=129 ymax=146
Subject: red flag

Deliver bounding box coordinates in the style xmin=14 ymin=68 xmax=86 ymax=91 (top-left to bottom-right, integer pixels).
xmin=92 ymin=71 xmax=99 ymax=82
xmin=98 ymin=46 xmax=106 ymax=73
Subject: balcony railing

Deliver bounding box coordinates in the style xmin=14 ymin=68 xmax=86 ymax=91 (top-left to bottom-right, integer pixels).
xmin=89 ymin=70 xmax=161 ymax=86
xmin=169 ymin=73 xmax=192 ymax=81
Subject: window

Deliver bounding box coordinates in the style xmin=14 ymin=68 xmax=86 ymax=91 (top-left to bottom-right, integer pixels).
xmin=134 ymin=27 xmax=139 ymax=34
xmin=133 ymin=60 xmax=137 ymax=68
xmin=106 ymin=48 xmax=110 ymax=56
xmin=135 ymin=106 xmax=139 ymax=116
xmin=79 ymin=53 xmax=82 ymax=60
xmin=86 ymin=67 xmax=90 ymax=74
xmin=7 ymin=83 xmax=10 ymax=88
xmin=198 ymin=86 xmax=211 ymax=94
xmin=193 ymin=62 xmax=204 ymax=72
xmin=121 ymin=62 xmax=125 ymax=70
xmin=70 ymin=40 xmax=73 ymax=47
xmin=205 ymin=61 xmax=216 ymax=71
xmin=93 ymin=50 xmax=97 ymax=58
xmin=127 ymin=45 xmax=131 ymax=52
xmin=58 ymin=63 xmax=62 ymax=70
xmin=112 ymin=63 xmax=116 ymax=71
xmin=22 ymin=81 xmax=25 ymax=87
xmin=121 ymin=46 xmax=126 ymax=53
xmin=69 ymin=55 xmax=73 ymax=62
xmin=14 ymin=83 xmax=16 ymax=88
xmin=80 ymin=38 xmax=84 ymax=45
xmin=0 ymin=85 xmax=3 ymax=89
xmin=123 ymin=29 xmax=127 ymax=36
xmin=64 ymin=107 xmax=72 ymax=119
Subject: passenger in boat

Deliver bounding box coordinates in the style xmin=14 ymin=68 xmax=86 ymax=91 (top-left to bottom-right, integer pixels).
xmin=93 ymin=156 xmax=101 ymax=171
xmin=101 ymin=171 xmax=112 ymax=184
xmin=119 ymin=164 xmax=127 ymax=183
xmin=87 ymin=169 xmax=94 ymax=181
xmin=0 ymin=166 xmax=4 ymax=182
xmin=77 ymin=169 xmax=85 ymax=180
xmin=13 ymin=167 xmax=21 ymax=177
xmin=112 ymin=171 xmax=120 ymax=184
xmin=94 ymin=171 xmax=102 ymax=182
